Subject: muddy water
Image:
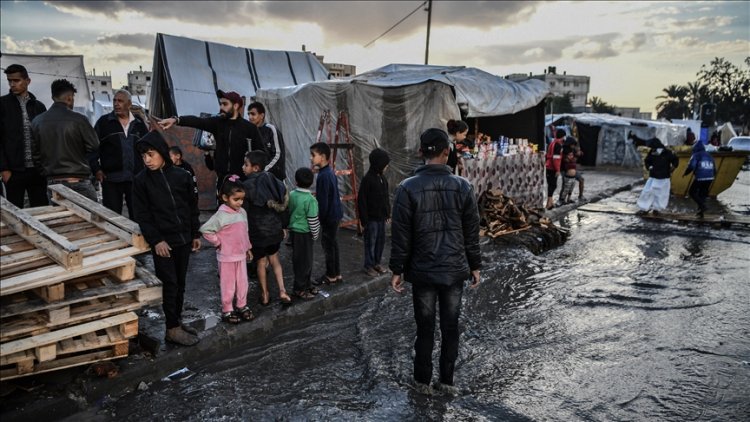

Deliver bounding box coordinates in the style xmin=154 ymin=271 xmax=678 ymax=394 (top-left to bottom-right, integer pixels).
xmin=107 ymin=172 xmax=750 ymax=421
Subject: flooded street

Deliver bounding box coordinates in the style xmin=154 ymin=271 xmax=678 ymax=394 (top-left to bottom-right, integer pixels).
xmin=103 ymin=171 xmax=750 ymax=421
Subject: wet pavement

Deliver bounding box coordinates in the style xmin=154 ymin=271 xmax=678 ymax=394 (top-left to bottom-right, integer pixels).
xmin=3 ymin=166 xmax=750 ymax=421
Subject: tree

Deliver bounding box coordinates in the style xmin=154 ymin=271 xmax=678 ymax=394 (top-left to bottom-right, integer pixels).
xmin=685 ymin=81 xmax=708 ymax=119
xmin=589 ymin=96 xmax=615 ymax=114
xmin=655 ymin=84 xmax=689 ymax=120
xmin=546 ymin=92 xmax=574 ymax=114
xmin=696 ymin=56 xmax=750 ymax=125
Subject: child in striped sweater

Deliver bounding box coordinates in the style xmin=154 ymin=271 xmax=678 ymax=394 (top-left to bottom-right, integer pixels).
xmin=287 ymin=167 xmax=321 ymax=299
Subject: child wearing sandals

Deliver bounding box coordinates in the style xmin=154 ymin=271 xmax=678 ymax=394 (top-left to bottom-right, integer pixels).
xmin=288 ymin=167 xmax=321 ymax=299
xmin=199 ymin=175 xmax=255 ymax=324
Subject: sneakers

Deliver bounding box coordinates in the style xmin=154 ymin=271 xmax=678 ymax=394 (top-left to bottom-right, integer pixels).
xmin=364 ymin=267 xmax=379 ymax=277
xmin=433 ymin=382 xmax=460 ymax=395
xmin=373 ymin=264 xmax=388 ymax=274
xmin=412 ymin=381 xmax=434 ymax=395
xmin=165 ymin=326 xmax=199 ymax=346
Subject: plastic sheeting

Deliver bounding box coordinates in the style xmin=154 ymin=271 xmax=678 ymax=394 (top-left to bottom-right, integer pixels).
xmin=148 ymin=33 xmax=330 ymax=118
xmin=354 ymin=64 xmax=549 ymax=118
xmin=547 ymin=113 xmax=688 ymax=167
xmin=0 ymin=53 xmax=94 ymax=121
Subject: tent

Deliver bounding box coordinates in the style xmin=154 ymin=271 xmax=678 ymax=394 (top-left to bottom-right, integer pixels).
xmin=0 ymin=52 xmax=94 ymax=122
xmin=148 ymin=33 xmax=330 ymax=118
xmin=256 ymin=64 xmax=549 ymax=218
xmin=546 ymin=113 xmax=688 ymax=167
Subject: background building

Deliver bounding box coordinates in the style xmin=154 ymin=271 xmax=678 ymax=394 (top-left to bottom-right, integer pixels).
xmin=507 ymin=66 xmax=590 ymax=112
xmin=303 ymin=45 xmax=356 ymax=79
xmin=86 ymin=69 xmax=112 ymax=96
xmin=127 ymin=66 xmax=152 ymax=96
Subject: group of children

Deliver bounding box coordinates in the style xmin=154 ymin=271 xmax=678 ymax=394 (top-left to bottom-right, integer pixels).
xmin=134 ymin=131 xmax=392 ymax=345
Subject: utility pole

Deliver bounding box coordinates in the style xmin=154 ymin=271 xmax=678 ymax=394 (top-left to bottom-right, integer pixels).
xmin=424 ymin=0 xmax=432 ymax=65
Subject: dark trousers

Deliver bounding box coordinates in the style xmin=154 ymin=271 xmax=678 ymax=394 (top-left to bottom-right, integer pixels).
xmin=102 ymin=180 xmax=133 ymax=217
xmin=48 ymin=179 xmax=98 ymax=202
xmin=291 ymin=231 xmax=313 ymax=292
xmin=545 ymin=168 xmax=558 ymax=197
xmin=363 ymin=220 xmax=385 ymax=269
xmin=152 ymin=243 xmax=192 ymax=329
xmin=320 ymin=221 xmax=341 ymax=277
xmin=3 ymin=167 xmax=48 ymax=208
xmin=412 ymin=280 xmax=464 ymax=386
xmin=689 ymin=179 xmax=712 ymax=211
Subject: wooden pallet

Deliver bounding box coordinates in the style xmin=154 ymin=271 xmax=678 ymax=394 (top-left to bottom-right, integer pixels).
xmin=1 ymin=185 xmax=150 ymax=301
xmin=0 ymin=267 xmax=161 ymax=343
xmin=578 ymin=203 xmax=750 ymax=227
xmin=0 ymin=312 xmax=138 ymax=381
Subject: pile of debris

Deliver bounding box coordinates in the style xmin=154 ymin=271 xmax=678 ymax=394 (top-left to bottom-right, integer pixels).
xmin=478 ymin=188 xmax=569 ymax=253
xmin=0 ymin=185 xmax=159 ymax=381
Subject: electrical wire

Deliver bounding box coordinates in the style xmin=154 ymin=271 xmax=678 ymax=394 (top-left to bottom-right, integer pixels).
xmin=363 ymin=1 xmax=427 ymax=48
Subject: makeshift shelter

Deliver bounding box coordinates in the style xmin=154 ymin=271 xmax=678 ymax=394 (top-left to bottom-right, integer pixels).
xmin=256 ymin=64 xmax=550 ymax=213
xmin=0 ymin=52 xmax=94 ymax=122
xmin=546 ymin=113 xmax=688 ymax=167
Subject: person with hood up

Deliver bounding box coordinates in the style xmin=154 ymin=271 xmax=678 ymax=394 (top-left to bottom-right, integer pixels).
xmin=636 ymin=138 xmax=679 ymax=215
xmin=683 ymin=141 xmax=715 ymax=218
xmin=133 ymin=131 xmax=202 ymax=346
xmin=357 ymin=148 xmax=391 ymax=277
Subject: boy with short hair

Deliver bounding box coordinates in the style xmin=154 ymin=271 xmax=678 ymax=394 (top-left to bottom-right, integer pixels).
xmin=242 ymin=150 xmax=291 ymax=305
xmin=133 ymin=131 xmax=202 ymax=346
xmin=310 ymin=142 xmax=343 ymax=285
xmin=357 ymin=148 xmax=391 ymax=277
xmin=288 ymin=167 xmax=321 ymax=299
xmin=169 ymin=146 xmax=198 ymax=203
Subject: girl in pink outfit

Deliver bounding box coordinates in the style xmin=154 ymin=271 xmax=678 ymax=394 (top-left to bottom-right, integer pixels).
xmin=200 ymin=176 xmax=254 ymax=324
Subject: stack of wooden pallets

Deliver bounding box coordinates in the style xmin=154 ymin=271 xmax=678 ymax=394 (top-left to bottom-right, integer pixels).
xmin=0 ymin=185 xmax=160 ymax=381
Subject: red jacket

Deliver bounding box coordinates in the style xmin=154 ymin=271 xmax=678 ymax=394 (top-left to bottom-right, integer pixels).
xmin=545 ymin=138 xmax=564 ymax=172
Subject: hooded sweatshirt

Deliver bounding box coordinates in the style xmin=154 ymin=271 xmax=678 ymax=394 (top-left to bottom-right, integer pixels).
xmin=684 ymin=141 xmax=715 ymax=181
xmin=644 ymin=139 xmax=679 ymax=179
xmin=132 ymin=131 xmax=200 ymax=248
xmin=200 ymin=204 xmax=252 ymax=262
xmin=357 ymin=148 xmax=391 ymax=225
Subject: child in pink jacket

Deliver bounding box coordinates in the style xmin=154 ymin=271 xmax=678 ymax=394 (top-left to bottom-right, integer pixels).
xmin=200 ymin=175 xmax=254 ymax=324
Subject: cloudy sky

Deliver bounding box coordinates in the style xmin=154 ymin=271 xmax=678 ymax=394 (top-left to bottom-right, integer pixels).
xmin=1 ymin=1 xmax=748 ymax=115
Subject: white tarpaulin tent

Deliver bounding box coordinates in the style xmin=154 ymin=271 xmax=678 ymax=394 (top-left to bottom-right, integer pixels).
xmin=547 ymin=113 xmax=688 ymax=167
xmin=256 ymin=64 xmax=549 ymax=221
xmin=0 ymin=52 xmax=94 ymax=121
xmin=148 ymin=33 xmax=330 ymax=118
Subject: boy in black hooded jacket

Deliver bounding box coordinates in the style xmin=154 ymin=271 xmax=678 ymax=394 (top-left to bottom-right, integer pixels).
xmin=357 ymin=148 xmax=391 ymax=276
xmin=133 ymin=131 xmax=202 ymax=346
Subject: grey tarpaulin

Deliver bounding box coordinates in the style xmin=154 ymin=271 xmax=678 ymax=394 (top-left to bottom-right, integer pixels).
xmin=256 ymin=64 xmax=549 ymax=223
xmin=0 ymin=52 xmax=94 ymax=122
xmin=547 ymin=113 xmax=688 ymax=167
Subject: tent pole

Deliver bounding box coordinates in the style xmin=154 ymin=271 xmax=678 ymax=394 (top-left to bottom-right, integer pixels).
xmin=424 ymin=0 xmax=432 ymax=65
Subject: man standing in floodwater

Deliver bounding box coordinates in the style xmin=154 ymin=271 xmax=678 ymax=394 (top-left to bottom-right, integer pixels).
xmin=390 ymin=128 xmax=482 ymax=395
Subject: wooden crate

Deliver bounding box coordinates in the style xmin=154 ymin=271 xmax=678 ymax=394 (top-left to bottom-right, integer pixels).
xmin=0 ymin=267 xmax=161 ymax=343
xmin=0 ymin=312 xmax=138 ymax=381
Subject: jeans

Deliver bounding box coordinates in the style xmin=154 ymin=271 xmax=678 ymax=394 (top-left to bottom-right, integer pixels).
xmin=102 ymin=180 xmax=133 ymax=217
xmin=363 ymin=220 xmax=385 ymax=269
xmin=689 ymin=179 xmax=712 ymax=211
xmin=412 ymin=280 xmax=464 ymax=386
xmin=320 ymin=221 xmax=340 ymax=277
xmin=291 ymin=231 xmax=313 ymax=292
xmin=48 ymin=179 xmax=97 ymax=202
xmin=3 ymin=167 xmax=48 ymax=208
xmin=152 ymin=243 xmax=192 ymax=329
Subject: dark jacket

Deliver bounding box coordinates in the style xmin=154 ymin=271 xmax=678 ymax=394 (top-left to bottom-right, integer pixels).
xmin=178 ymin=115 xmax=264 ymax=177
xmin=684 ymin=141 xmax=715 ymax=181
xmin=132 ymin=131 xmax=200 ymax=248
xmin=31 ymin=102 xmax=99 ymax=178
xmin=389 ymin=164 xmax=482 ymax=286
xmin=92 ymin=111 xmax=149 ymax=182
xmin=315 ymin=164 xmax=343 ymax=226
xmin=357 ymin=148 xmax=390 ymax=225
xmin=644 ymin=139 xmax=678 ymax=179
xmin=259 ymin=123 xmax=286 ymax=181
xmin=242 ymin=171 xmax=288 ymax=247
xmin=0 ymin=91 xmax=47 ymax=172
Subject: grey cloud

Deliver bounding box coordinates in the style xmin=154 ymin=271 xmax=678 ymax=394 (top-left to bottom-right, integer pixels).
xmin=97 ymin=33 xmax=155 ymax=50
xmin=49 ymin=1 xmax=259 ymax=25
xmin=38 ymin=37 xmax=72 ymax=50
xmin=105 ymin=52 xmax=151 ymax=63
xmin=475 ymin=33 xmax=629 ymax=66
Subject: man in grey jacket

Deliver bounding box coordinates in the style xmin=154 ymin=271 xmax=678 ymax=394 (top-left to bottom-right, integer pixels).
xmin=31 ymin=79 xmax=99 ymax=201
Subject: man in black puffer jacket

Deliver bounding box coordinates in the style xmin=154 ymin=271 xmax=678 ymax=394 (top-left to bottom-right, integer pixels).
xmin=390 ymin=128 xmax=482 ymax=395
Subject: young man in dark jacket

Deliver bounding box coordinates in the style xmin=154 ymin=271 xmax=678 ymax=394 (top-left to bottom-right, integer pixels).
xmin=248 ymin=101 xmax=286 ymax=181
xmin=357 ymin=148 xmax=391 ymax=277
xmin=133 ymin=131 xmax=202 ymax=346
xmin=92 ymin=89 xmax=148 ymax=217
xmin=390 ymin=128 xmax=482 ymax=395
xmin=683 ymin=141 xmax=715 ymax=217
xmin=310 ymin=142 xmax=343 ymax=285
xmin=1 ymin=64 xmax=48 ymax=207
xmin=158 ymin=90 xmax=265 ymax=194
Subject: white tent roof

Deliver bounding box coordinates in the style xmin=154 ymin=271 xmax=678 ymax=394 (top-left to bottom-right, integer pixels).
xmin=148 ymin=33 xmax=330 ymax=118
xmin=1 ymin=52 xmax=94 ymax=121
xmin=353 ymin=64 xmax=549 ymax=118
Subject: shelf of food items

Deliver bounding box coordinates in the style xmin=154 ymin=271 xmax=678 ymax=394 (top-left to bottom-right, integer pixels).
xmin=457 ymin=133 xmax=538 ymax=160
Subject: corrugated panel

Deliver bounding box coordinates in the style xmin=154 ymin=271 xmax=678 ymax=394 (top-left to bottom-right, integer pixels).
xmin=161 ymin=35 xmax=216 ymax=116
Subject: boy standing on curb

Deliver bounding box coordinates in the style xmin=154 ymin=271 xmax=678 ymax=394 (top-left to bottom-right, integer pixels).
xmin=357 ymin=148 xmax=391 ymax=277
xmin=288 ymin=167 xmax=321 ymax=299
xmin=310 ymin=142 xmax=343 ymax=285
xmin=133 ymin=131 xmax=202 ymax=346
